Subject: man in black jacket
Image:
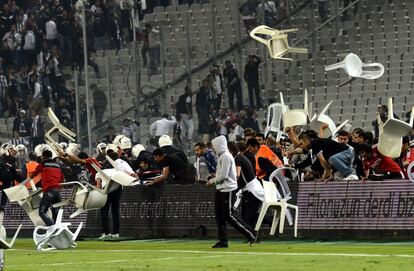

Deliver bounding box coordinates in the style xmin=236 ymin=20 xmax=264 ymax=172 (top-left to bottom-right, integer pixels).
xmin=244 ymin=55 xmax=262 ymax=109
xmin=223 ymin=60 xmax=243 ymax=112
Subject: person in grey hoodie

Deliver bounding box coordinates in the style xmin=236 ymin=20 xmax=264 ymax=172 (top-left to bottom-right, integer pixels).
xmin=206 ymin=135 xmax=256 ymax=248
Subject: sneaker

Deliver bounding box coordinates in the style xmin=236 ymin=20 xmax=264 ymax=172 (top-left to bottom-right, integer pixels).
xmin=98 ymin=233 xmax=111 ymax=240
xmin=343 ymin=174 xmax=359 ymax=181
xmin=111 ymin=233 xmax=120 ymax=239
xmin=211 ymin=241 xmax=228 ymax=248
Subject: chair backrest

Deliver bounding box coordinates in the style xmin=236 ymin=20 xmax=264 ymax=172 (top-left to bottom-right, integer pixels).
xmin=280 ymin=90 xmax=309 ymax=128
xmin=265 ymin=102 xmax=284 ymax=140
xmin=262 ymin=180 xmax=279 ymax=204
xmin=269 ymin=167 xmax=299 ymax=201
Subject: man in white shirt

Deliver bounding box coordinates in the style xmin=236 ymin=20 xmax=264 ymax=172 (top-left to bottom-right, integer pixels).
xmin=149 ymin=114 xmax=176 ymax=144
xmin=45 ymin=18 xmax=58 ymax=45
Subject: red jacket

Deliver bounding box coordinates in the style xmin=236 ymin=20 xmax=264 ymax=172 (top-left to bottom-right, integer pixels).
xmin=31 ymin=159 xmax=64 ymax=192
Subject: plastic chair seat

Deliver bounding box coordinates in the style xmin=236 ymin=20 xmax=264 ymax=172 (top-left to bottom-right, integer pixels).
xmin=250 ymin=25 xmax=308 ymax=62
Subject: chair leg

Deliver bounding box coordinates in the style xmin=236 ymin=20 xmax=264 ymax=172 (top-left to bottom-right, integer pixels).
xmin=254 ymin=204 xmax=269 ymax=232
xmin=288 ymin=47 xmax=308 ymax=54
xmin=325 ymin=60 xmax=346 ymax=71
xmin=270 ymin=208 xmax=280 ymax=235
xmin=278 ymin=203 xmax=287 ymax=234
xmin=294 ymin=206 xmax=298 ymax=238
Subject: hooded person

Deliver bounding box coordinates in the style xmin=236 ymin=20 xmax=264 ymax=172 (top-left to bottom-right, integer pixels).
xmin=206 ymin=135 xmax=256 ymax=248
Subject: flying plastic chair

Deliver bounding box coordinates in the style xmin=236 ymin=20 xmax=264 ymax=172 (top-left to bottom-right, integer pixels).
xmin=45 ymin=107 xmax=77 ymax=153
xmin=280 ymin=89 xmax=311 ymax=128
xmin=309 ymin=101 xmax=349 ymax=139
xmin=250 ymin=25 xmax=308 ymax=61
xmin=33 ymin=209 xmax=82 ymax=251
xmin=377 ymin=98 xmax=414 ymax=158
xmin=325 ymin=53 xmax=385 ymax=87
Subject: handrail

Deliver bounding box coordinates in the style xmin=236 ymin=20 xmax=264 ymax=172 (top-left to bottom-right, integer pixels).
xmin=89 ymin=0 xmax=312 ymax=135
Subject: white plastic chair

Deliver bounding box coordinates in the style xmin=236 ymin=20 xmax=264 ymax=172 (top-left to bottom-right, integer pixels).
xmin=280 ymin=89 xmax=310 ymax=128
xmin=55 ymin=181 xmax=108 ymax=218
xmin=254 ymin=168 xmax=299 ymax=237
xmin=250 ymin=25 xmax=308 ymax=61
xmin=45 ymin=107 xmax=76 ymax=154
xmin=325 ymin=53 xmax=384 ymax=86
xmin=377 ymin=98 xmax=414 ymax=158
xmin=264 ymin=102 xmax=285 ymax=141
xmin=4 ymin=181 xmax=52 ymax=226
xmin=309 ymin=101 xmax=349 ymax=138
xmin=33 ymin=209 xmax=83 ymax=251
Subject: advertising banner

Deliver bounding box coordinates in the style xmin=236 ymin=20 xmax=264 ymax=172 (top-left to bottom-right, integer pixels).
xmin=297 ymin=180 xmax=414 ymax=230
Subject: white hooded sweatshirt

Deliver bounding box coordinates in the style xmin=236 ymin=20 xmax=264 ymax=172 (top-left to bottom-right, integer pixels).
xmin=210 ymin=136 xmax=237 ymax=192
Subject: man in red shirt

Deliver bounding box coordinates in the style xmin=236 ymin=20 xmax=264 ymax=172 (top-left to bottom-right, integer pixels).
xmin=30 ymin=150 xmax=64 ymax=226
xmin=358 ymin=144 xmax=404 ymax=180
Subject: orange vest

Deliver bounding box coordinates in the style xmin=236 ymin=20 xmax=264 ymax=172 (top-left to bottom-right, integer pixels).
xmin=26 ymin=161 xmax=41 ymax=188
xmin=255 ymin=145 xmax=283 ymax=179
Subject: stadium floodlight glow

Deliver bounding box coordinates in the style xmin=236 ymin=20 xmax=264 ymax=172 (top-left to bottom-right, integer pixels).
xmin=325 ymin=53 xmax=385 ymax=86
xmin=280 ymin=89 xmax=310 ymax=128
xmin=377 ymin=98 xmax=414 ymax=158
xmin=33 ymin=209 xmax=82 ymax=251
xmin=250 ymin=25 xmax=308 ymax=61
xmin=309 ymin=101 xmax=350 ymax=138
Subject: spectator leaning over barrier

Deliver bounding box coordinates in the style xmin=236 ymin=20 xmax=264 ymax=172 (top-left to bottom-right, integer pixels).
xmin=401 ymin=137 xmax=414 ymax=169
xmin=358 ymin=143 xmax=405 ymax=181
xmin=298 ymin=132 xmax=359 ymax=181
xmin=159 ymin=135 xmax=188 ymax=163
xmin=246 ymin=138 xmax=283 ymax=181
xmin=148 ymin=147 xmax=195 ymax=185
xmin=194 ymin=142 xmax=217 ymax=182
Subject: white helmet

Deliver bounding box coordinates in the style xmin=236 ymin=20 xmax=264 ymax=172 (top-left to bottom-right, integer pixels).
xmin=4 ymin=144 xmax=16 ymax=156
xmin=106 ymin=143 xmax=118 ymax=153
xmin=34 ymin=144 xmax=44 ymax=157
xmin=112 ymin=135 xmax=124 ymax=147
xmin=59 ymin=142 xmax=68 ymax=150
xmin=131 ymin=144 xmax=145 ymax=159
xmin=66 ymin=143 xmax=81 ymax=157
xmin=16 ymin=144 xmax=27 ymax=155
xmin=119 ymin=136 xmax=132 ymax=150
xmin=0 ymin=143 xmax=10 ymax=156
xmin=96 ymin=142 xmax=107 ymax=155
xmin=158 ymin=135 xmax=172 ymax=147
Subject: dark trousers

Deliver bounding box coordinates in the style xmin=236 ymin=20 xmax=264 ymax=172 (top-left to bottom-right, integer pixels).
xmin=215 ymin=190 xmax=255 ymax=243
xmin=95 ymin=108 xmax=105 ymax=124
xmin=0 ymin=180 xmax=12 ymax=208
xmin=39 ymin=189 xmax=62 ymax=226
xmin=247 ymin=81 xmax=262 ymax=109
xmin=241 ymin=191 xmax=262 ymax=229
xmin=101 ymin=187 xmax=122 ymax=234
xmin=216 ymin=93 xmax=223 ymax=110
xmin=227 ymin=85 xmax=243 ymax=112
